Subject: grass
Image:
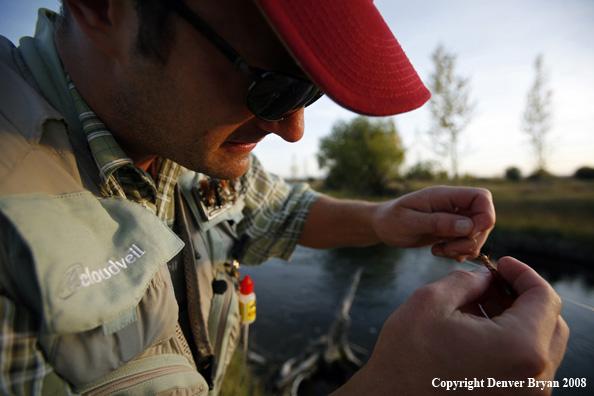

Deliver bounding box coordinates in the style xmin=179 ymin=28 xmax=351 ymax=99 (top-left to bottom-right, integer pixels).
xmin=462 ymin=179 xmax=594 ymax=244
xmin=219 ymin=347 xmax=272 ymax=396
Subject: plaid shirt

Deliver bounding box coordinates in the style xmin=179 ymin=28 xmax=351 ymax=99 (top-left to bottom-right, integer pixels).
xmin=67 ymin=74 xmax=180 ymax=228
xmin=66 ymin=74 xmax=319 ymax=263
xmin=1 ymin=74 xmax=319 ymax=395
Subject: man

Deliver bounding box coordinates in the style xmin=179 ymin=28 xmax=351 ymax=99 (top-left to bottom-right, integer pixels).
xmin=0 ymin=0 xmax=567 ymax=395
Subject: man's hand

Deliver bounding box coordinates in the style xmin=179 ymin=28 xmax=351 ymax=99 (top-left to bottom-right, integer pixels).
xmin=333 ymin=257 xmax=569 ymax=395
xmin=372 ymin=185 xmax=495 ymax=261
xmin=300 ymin=186 xmax=495 ymax=260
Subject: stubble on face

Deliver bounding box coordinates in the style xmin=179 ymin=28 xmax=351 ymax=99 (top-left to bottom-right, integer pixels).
xmin=106 ymin=35 xmax=263 ymax=180
xmin=104 ymin=0 xmax=301 ymax=180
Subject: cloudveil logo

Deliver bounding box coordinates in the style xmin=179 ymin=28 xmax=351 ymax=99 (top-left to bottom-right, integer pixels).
xmin=59 ymin=244 xmax=146 ymax=300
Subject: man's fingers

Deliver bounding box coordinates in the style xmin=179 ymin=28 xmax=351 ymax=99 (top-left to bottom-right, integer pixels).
xmin=431 ymin=231 xmax=489 ymax=261
xmin=498 ymin=257 xmax=561 ymax=309
xmin=412 ymin=267 xmax=493 ymax=314
xmin=419 ymin=186 xmax=493 ymax=213
xmin=414 ymin=211 xmax=475 ymax=238
xmin=410 ymin=208 xmax=493 ymax=260
xmin=493 ymin=257 xmax=565 ymax=359
xmin=549 ymin=316 xmax=570 ymax=367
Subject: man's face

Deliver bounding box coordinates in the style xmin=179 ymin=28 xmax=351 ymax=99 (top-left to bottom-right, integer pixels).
xmin=106 ymin=0 xmax=307 ymax=179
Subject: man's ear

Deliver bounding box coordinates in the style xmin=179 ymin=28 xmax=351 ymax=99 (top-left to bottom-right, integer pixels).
xmin=63 ymin=0 xmax=133 ymax=59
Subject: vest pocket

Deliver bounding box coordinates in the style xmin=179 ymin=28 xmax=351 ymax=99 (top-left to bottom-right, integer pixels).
xmin=43 ymin=266 xmax=180 ymax=387
xmin=76 ymin=354 xmax=208 ymax=396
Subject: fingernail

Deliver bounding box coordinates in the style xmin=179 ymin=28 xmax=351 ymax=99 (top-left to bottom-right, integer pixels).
xmin=455 ymin=219 xmax=472 ymax=235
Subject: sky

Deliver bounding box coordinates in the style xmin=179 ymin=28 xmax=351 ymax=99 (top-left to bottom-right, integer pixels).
xmin=2 ymin=0 xmax=593 ymax=179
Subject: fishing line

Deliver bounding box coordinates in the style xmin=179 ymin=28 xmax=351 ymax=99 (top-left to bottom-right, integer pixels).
xmin=460 ymin=258 xmax=594 ymax=313
xmin=558 ymin=296 xmax=594 ymax=313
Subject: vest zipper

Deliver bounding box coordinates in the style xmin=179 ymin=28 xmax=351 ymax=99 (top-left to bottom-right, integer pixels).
xmin=213 ymin=277 xmax=233 ymax=372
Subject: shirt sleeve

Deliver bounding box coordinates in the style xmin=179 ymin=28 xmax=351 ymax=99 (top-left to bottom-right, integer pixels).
xmin=0 ymin=295 xmax=73 ymax=396
xmin=0 ymin=215 xmax=73 ymax=396
xmin=237 ymin=155 xmax=320 ymax=265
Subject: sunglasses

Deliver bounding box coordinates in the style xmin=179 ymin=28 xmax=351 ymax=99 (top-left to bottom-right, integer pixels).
xmin=169 ymin=0 xmax=324 ymax=122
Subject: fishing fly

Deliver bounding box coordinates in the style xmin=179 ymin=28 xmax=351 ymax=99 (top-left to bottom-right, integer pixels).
xmin=477 ymin=253 xmax=516 ymax=309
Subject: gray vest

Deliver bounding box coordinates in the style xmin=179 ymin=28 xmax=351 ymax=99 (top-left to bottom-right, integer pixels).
xmin=0 ymin=172 xmax=245 ymax=395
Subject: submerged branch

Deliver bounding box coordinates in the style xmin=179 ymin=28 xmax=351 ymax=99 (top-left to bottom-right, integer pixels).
xmin=273 ymin=267 xmax=366 ymax=395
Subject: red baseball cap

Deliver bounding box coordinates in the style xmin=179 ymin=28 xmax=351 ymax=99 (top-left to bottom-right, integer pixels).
xmin=253 ymin=0 xmax=431 ymax=116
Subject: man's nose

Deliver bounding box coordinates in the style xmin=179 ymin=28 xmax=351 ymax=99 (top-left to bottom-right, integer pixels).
xmin=254 ymin=108 xmax=305 ymax=143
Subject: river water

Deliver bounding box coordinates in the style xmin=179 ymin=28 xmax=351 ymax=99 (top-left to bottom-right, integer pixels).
xmin=241 ymin=244 xmax=594 ymax=395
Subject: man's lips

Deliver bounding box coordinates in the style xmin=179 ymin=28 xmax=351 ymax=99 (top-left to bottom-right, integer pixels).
xmin=222 ymin=136 xmax=266 ymax=154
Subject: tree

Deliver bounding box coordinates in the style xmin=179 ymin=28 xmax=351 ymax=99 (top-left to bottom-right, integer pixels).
xmin=427 ymin=44 xmax=475 ymax=184
xmin=505 ymin=166 xmax=522 ymax=182
xmin=574 ymin=166 xmax=594 ymax=180
xmin=406 ymin=160 xmax=439 ymax=181
xmin=317 ymin=116 xmax=405 ymax=194
xmin=522 ymin=54 xmax=553 ymax=173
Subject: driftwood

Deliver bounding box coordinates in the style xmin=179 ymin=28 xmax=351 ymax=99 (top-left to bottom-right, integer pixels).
xmin=272 ymin=267 xmax=367 ymax=395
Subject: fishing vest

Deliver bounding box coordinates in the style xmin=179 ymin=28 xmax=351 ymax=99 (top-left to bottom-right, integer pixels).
xmin=0 ymin=31 xmax=244 ymax=396
xmin=0 ymin=167 xmax=246 ymax=396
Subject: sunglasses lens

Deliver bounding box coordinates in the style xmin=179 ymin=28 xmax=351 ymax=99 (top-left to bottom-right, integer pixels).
xmin=246 ymin=72 xmax=322 ymax=121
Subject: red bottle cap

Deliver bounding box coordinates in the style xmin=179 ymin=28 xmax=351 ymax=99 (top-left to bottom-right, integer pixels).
xmin=240 ymin=275 xmax=254 ymax=295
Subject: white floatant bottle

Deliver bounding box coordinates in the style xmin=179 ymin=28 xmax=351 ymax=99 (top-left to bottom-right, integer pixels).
xmin=239 ymin=275 xmax=256 ymax=325
xmin=239 ymin=275 xmax=256 ymax=382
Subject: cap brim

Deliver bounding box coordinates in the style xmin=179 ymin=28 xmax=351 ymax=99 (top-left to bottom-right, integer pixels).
xmin=254 ymin=0 xmax=431 ymax=116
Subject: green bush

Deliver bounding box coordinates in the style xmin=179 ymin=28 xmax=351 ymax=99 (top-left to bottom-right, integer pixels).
xmin=406 ymin=161 xmax=438 ymax=181
xmin=574 ymin=166 xmax=594 ymax=180
xmin=527 ymin=168 xmax=554 ymax=181
xmin=505 ymin=166 xmax=522 ymax=181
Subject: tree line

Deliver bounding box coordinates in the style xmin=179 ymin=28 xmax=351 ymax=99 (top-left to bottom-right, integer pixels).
xmin=316 ymin=44 xmax=590 ymax=192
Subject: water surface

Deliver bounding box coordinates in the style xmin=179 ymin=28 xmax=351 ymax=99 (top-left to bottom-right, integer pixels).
xmin=242 ymin=245 xmax=594 ymax=395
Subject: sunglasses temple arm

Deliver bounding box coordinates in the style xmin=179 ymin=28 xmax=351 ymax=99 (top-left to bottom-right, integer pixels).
xmin=169 ymin=0 xmax=257 ymax=79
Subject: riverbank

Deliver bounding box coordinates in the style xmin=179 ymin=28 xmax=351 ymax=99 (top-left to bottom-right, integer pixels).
xmin=311 ymin=178 xmax=594 ymax=265
xmin=476 ymin=179 xmax=594 ymax=265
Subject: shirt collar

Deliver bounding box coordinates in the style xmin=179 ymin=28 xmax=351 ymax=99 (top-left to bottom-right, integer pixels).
xmin=65 ymin=72 xmax=180 ymax=226
xmin=66 ymin=73 xmax=135 ymax=183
